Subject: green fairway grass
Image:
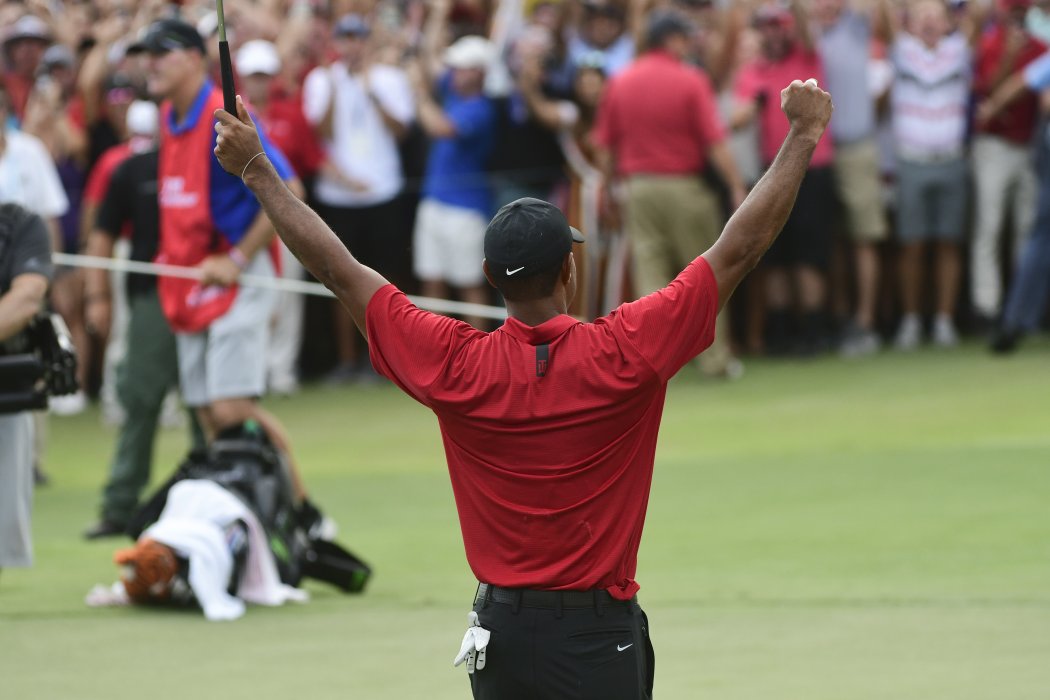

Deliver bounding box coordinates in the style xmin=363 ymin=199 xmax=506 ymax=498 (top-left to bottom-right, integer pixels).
xmin=2 ymin=342 xmax=1049 ymax=699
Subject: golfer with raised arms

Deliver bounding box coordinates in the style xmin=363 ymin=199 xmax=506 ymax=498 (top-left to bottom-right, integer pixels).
xmin=214 ymin=77 xmax=831 ymax=699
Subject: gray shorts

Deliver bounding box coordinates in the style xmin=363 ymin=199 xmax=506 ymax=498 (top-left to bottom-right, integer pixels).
xmin=176 ymin=253 xmax=276 ymax=408
xmin=0 ymin=411 xmax=34 ymax=567
xmin=895 ymin=158 xmax=969 ymax=242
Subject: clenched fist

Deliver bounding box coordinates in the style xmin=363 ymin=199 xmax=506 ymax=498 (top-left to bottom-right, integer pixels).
xmin=780 ymin=79 xmax=833 ymax=141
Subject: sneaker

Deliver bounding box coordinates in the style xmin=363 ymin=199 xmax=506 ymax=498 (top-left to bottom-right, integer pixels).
xmin=49 ymin=390 xmax=87 ymax=416
xmin=702 ymin=357 xmax=745 ymax=381
xmin=323 ymin=362 xmax=357 ymax=387
xmin=159 ymin=391 xmax=186 ymax=429
xmin=269 ymin=374 xmax=300 ymax=396
xmin=83 ymin=520 xmax=127 ymax=540
xmin=839 ymin=323 xmax=882 ymax=358
xmin=989 ymin=326 xmax=1022 ymax=355
xmin=894 ymin=314 xmax=922 ymax=351
xmin=932 ymin=315 xmax=959 ymax=348
xmin=354 ymin=363 xmax=384 ymax=386
xmin=724 ymin=357 xmax=745 ymax=381
xmin=101 ymin=401 xmax=126 ymax=427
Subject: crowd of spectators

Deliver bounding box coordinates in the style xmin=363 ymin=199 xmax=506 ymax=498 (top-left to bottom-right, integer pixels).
xmin=5 ymin=0 xmax=1050 ymax=418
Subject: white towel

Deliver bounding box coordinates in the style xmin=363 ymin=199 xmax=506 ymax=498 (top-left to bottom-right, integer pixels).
xmin=143 ymin=480 xmax=307 ymax=621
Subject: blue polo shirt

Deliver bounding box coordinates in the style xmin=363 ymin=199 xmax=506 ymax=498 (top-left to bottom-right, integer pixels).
xmin=1024 ymin=51 xmax=1050 ymax=90
xmin=421 ymin=74 xmax=497 ymax=217
xmin=168 ymin=80 xmax=294 ymax=246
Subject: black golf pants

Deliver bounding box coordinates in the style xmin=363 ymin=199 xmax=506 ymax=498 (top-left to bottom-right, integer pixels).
xmin=466 ymin=590 xmax=655 ymax=699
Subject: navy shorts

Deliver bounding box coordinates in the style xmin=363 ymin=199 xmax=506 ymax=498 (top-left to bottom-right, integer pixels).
xmin=764 ymin=166 xmax=838 ymax=270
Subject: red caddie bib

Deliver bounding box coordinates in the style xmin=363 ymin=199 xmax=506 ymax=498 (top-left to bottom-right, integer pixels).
xmin=156 ymin=87 xmax=237 ymax=333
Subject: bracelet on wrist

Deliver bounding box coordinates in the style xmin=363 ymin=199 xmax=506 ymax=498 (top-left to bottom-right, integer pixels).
xmin=228 ymin=247 xmax=248 ymax=270
xmin=240 ymin=151 xmax=267 ymax=180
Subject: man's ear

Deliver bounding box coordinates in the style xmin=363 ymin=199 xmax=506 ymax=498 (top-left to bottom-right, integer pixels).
xmin=482 ymin=259 xmax=498 ymax=289
xmin=561 ymin=252 xmax=574 ymax=284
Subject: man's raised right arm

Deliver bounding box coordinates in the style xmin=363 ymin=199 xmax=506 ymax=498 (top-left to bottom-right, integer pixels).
xmin=702 ymin=80 xmax=832 ymax=311
xmin=213 ymin=97 xmax=388 ymax=338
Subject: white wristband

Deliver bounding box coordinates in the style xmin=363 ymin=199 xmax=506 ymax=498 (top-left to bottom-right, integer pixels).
xmin=241 ymin=151 xmax=267 ymax=180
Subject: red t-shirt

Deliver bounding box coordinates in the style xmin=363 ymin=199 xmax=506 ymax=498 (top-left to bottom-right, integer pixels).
xmin=3 ymin=72 xmax=32 ymax=121
xmin=974 ymin=26 xmax=1046 ymax=144
xmin=592 ymin=51 xmax=727 ymax=176
xmin=735 ymin=47 xmax=835 ymax=167
xmin=84 ymin=142 xmax=134 ymax=207
xmin=256 ymin=93 xmax=325 ymax=180
xmin=367 ymin=256 xmax=720 ymax=599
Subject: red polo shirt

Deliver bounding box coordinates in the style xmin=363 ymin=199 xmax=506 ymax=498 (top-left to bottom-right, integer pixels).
xmin=735 ymin=46 xmax=835 ymax=168
xmin=592 ymin=50 xmax=727 ymax=176
xmin=974 ymin=26 xmax=1046 ymax=144
xmin=367 ymin=256 xmax=719 ymax=599
xmin=254 ymin=90 xmax=325 ymax=180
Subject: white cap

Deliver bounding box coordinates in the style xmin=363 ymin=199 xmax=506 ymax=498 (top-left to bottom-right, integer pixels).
xmin=4 ymin=15 xmax=51 ymax=45
xmin=444 ymin=35 xmax=494 ymax=70
xmin=236 ymin=40 xmax=281 ymax=77
xmin=126 ymin=100 xmax=159 ymax=137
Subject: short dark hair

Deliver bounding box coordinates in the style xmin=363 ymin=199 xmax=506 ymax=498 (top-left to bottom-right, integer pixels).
xmin=490 ymin=254 xmax=565 ymax=302
xmin=647 ymin=11 xmax=692 ymax=50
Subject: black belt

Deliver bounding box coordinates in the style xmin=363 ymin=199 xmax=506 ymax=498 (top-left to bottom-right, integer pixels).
xmin=475 ymin=583 xmax=634 ymax=610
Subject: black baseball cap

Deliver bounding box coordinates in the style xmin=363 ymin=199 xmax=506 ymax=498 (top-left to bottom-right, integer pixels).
xmin=647 ymin=11 xmax=693 ymax=48
xmin=582 ymin=1 xmax=625 ymax=20
xmin=484 ymin=198 xmax=585 ymax=275
xmin=128 ymin=19 xmax=205 ymax=55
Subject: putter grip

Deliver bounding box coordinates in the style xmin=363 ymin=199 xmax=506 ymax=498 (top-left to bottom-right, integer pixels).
xmin=218 ymin=40 xmax=237 ymax=115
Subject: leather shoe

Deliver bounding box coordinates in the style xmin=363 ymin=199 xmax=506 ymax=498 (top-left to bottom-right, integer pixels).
xmin=83 ymin=520 xmax=127 ymax=540
xmin=989 ymin=327 xmax=1022 ymax=355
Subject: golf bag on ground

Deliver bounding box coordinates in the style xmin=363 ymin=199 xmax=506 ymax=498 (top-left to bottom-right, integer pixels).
xmin=127 ymin=421 xmax=371 ymax=594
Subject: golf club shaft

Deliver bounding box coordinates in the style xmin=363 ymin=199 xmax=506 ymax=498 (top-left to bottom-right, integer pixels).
xmin=216 ymin=0 xmax=237 ymax=114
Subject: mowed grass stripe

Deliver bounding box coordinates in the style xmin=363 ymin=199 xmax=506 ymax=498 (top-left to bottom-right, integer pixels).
xmin=2 ymin=341 xmax=1048 ymax=699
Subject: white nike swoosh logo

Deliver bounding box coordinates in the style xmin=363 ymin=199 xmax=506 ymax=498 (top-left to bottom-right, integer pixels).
xmin=506 ymin=266 xmax=525 ymax=276
xmin=617 ymin=643 xmax=633 ymax=652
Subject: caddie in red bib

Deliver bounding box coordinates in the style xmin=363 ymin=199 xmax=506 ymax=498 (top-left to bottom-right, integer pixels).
xmin=136 ymin=18 xmax=301 ymax=451
xmin=157 ymin=86 xmax=239 ymax=333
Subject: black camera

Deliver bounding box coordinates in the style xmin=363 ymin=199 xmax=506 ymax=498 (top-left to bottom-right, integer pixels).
xmin=0 ymin=312 xmax=78 ymax=414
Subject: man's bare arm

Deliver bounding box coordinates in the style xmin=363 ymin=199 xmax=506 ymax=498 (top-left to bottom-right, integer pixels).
xmin=0 ymin=274 xmax=49 ymax=342
xmin=976 ymin=71 xmax=1030 ymax=125
xmin=702 ymin=80 xmax=832 ymax=310
xmin=214 ymin=98 xmax=387 ymax=337
xmin=83 ymin=230 xmax=115 ymax=337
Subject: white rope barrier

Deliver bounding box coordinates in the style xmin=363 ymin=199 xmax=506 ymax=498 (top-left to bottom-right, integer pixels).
xmin=53 ymin=253 xmax=509 ymax=321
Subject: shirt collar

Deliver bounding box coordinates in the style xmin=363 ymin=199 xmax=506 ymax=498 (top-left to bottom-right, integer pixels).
xmin=168 ymin=79 xmax=214 ymax=135
xmin=498 ymin=314 xmax=579 ymax=345
xmin=646 ymin=49 xmax=679 ymax=63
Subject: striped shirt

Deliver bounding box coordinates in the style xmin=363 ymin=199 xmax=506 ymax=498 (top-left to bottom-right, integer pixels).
xmin=891 ymin=32 xmax=972 ymax=160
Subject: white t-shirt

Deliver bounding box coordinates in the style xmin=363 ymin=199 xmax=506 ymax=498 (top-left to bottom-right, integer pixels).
xmin=567 ymin=33 xmax=635 ymax=77
xmin=0 ymin=129 xmax=69 ymax=219
xmin=303 ymin=62 xmax=414 ymax=207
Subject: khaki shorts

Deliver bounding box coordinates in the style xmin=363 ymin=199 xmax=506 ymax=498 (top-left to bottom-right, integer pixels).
xmin=833 ymin=140 xmax=888 ymax=243
xmin=176 ymin=253 xmax=277 ymax=408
